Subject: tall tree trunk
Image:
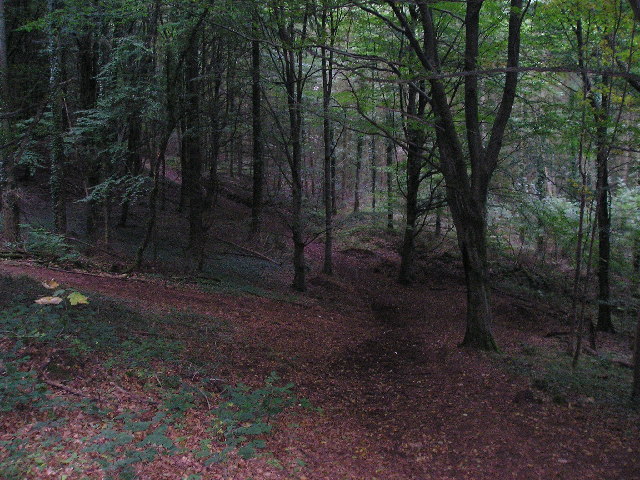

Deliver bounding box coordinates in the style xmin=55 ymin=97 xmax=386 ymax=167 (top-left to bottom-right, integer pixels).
xmin=185 ymin=32 xmax=205 ymax=270
xmin=633 ymin=308 xmax=640 ymax=403
xmin=48 ymin=0 xmax=66 ymax=234
xmin=399 ymin=84 xmax=426 ymax=284
xmin=77 ymin=32 xmax=99 ymax=238
xmin=575 ymin=17 xmax=614 ymax=334
xmin=535 ymin=153 xmax=546 ymax=257
xmin=384 ymin=0 xmax=525 ymax=349
xmin=250 ymin=35 xmax=264 ymax=235
xmin=289 ymin=76 xmax=305 ymax=291
xmin=354 ymin=136 xmax=362 ymax=212
xmin=205 ymin=74 xmax=221 ymax=208
xmin=595 ymin=79 xmax=614 ymax=333
xmin=321 ymin=21 xmax=334 ymax=274
xmin=0 ymin=0 xmax=19 ymax=242
xmin=370 ymin=135 xmax=377 ymax=211
xmin=386 ymin=135 xmax=394 ymax=231
xmin=450 ymin=195 xmax=497 ymax=350
xmin=178 ymin=121 xmax=187 ymax=212
xmin=276 ymin=10 xmax=308 ymax=292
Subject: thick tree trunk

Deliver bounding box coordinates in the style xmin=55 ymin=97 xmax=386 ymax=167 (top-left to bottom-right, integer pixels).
xmin=185 ymin=32 xmax=205 ymax=269
xmin=450 ymin=197 xmax=497 ymax=350
xmin=398 ymin=136 xmax=422 ymax=284
xmin=399 ymin=84 xmax=426 ymax=284
xmin=0 ymin=0 xmax=19 ymax=242
xmin=78 ymin=32 xmax=99 ymax=239
xmin=291 ymin=118 xmax=305 ymax=290
xmin=178 ymin=121 xmax=187 ymax=212
xmin=205 ymin=74 xmax=222 ymax=209
xmin=275 ymin=10 xmax=309 ymax=292
xmin=595 ymin=116 xmax=614 ymax=333
xmin=330 ymin=132 xmax=337 ymax=215
xmin=48 ymin=0 xmax=66 ymax=234
xmin=398 ymin=185 xmax=418 ymax=284
xmin=250 ymin=36 xmax=264 ymax=235
xmin=535 ymin=154 xmax=546 ymax=257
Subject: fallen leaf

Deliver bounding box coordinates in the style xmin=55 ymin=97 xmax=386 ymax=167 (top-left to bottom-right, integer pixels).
xmin=35 ymin=296 xmax=63 ymax=305
xmin=42 ymin=279 xmax=60 ymax=290
xmin=68 ymin=292 xmax=89 ymax=306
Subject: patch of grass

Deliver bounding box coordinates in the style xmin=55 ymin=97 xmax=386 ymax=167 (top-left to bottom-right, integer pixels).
xmin=499 ymin=345 xmax=634 ymax=409
xmin=191 ymin=276 xmax=302 ymax=305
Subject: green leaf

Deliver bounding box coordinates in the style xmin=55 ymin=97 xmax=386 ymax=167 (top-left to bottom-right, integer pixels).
xmin=68 ymin=292 xmax=89 ymax=306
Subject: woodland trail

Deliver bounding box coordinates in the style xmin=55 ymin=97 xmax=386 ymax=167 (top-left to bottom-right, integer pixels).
xmin=1 ymin=256 xmax=639 ymax=480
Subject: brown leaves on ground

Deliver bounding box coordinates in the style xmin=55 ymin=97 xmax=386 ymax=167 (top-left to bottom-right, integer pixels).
xmin=0 ymin=247 xmax=638 ymax=480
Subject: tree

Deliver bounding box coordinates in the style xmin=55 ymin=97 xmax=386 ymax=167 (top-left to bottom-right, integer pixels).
xmin=48 ymin=0 xmax=66 ymax=234
xmin=250 ymin=22 xmax=264 ymax=235
xmin=0 ymin=0 xmax=19 ymax=242
xmin=374 ymin=0 xmax=529 ymax=350
xmin=265 ymin=1 xmax=313 ymax=291
xmin=316 ymin=0 xmax=342 ymax=275
xmin=398 ymin=81 xmax=428 ymax=284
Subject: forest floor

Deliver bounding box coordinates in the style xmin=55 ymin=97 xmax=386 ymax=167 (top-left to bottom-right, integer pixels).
xmin=1 ymin=175 xmax=639 ymax=479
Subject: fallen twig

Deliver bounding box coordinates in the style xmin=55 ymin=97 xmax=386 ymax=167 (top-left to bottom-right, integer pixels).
xmin=42 ymin=379 xmax=100 ymax=402
xmin=210 ymin=236 xmax=281 ymax=265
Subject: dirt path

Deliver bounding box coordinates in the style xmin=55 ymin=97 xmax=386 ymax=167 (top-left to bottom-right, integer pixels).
xmin=1 ymin=258 xmax=638 ymax=480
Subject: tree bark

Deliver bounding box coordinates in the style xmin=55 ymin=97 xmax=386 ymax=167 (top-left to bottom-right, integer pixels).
xmin=633 ymin=308 xmax=640 ymax=403
xmin=398 ymin=83 xmax=427 ymax=284
xmin=354 ymin=136 xmax=362 ymax=213
xmin=321 ymin=12 xmax=335 ymax=275
xmin=384 ymin=0 xmax=525 ymax=350
xmin=77 ymin=32 xmax=99 ymax=239
xmin=250 ymin=34 xmax=264 ymax=235
xmin=184 ymin=28 xmax=205 ymax=270
xmin=275 ymin=8 xmax=309 ymax=291
xmin=575 ymin=19 xmax=615 ymax=334
xmin=595 ymin=79 xmax=614 ymax=333
xmin=0 ymin=0 xmax=19 ymax=242
xmin=386 ymin=135 xmax=394 ymax=231
xmin=370 ymin=135 xmax=377 ymax=211
xmin=595 ymin=134 xmax=614 ymax=332
xmin=48 ymin=0 xmax=66 ymax=234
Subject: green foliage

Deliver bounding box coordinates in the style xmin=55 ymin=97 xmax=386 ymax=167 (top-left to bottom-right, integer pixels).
xmin=0 ymin=356 xmax=48 ymax=412
xmin=611 ymin=185 xmax=640 ymax=267
xmin=105 ymin=336 xmax=183 ymax=368
xmin=81 ymin=174 xmax=151 ymax=206
xmin=0 ymin=437 xmax=47 ymax=480
xmin=500 ymin=346 xmax=634 ymax=409
xmin=204 ymin=372 xmax=304 ymax=463
xmin=21 ymin=225 xmax=79 ymax=262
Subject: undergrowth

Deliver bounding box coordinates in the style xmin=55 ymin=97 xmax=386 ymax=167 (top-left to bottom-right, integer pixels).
xmin=500 ymin=343 xmax=634 ymax=410
xmin=0 ymin=275 xmax=307 ymax=479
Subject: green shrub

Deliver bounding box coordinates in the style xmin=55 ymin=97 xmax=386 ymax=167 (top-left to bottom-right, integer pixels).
xmin=22 ymin=225 xmax=79 ymax=261
xmin=0 ymin=356 xmax=48 ymax=412
xmin=203 ymin=372 xmax=307 ymax=463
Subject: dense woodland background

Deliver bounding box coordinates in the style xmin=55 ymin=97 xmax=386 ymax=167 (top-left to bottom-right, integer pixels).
xmin=1 ymin=1 xmax=640 ymax=477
